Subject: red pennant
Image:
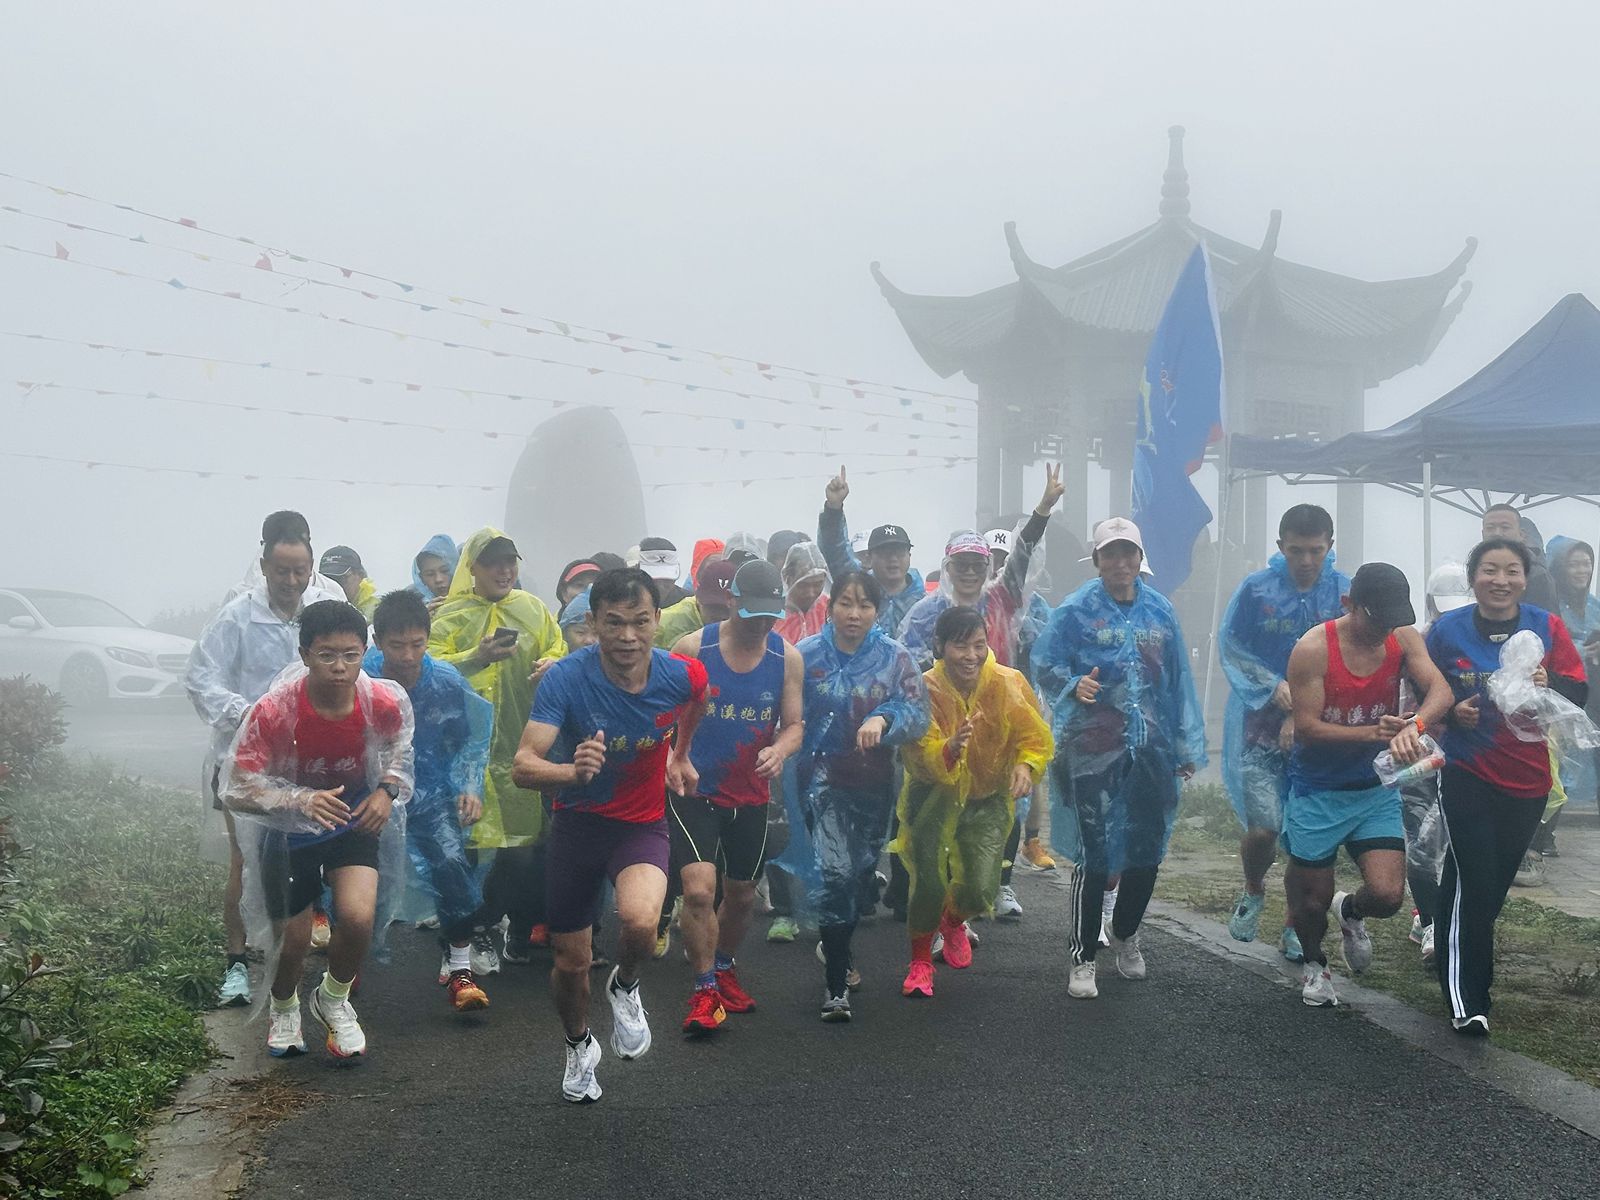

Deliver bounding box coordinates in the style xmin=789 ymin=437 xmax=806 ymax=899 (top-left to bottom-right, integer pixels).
xmin=53 ymin=241 xmax=69 ymax=260
xmin=255 ymin=253 xmax=273 ymax=271
xmin=179 ymin=218 xmax=198 ymax=228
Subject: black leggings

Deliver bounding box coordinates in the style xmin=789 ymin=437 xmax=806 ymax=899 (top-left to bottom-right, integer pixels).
xmin=1069 ymin=865 xmax=1158 ymax=963
xmin=819 ymin=922 xmax=856 ymax=995
xmin=999 ymin=817 xmax=1023 ymax=886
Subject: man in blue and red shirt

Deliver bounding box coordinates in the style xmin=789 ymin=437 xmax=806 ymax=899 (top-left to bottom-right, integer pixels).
xmin=515 ymin=568 xmax=707 ymax=1104
xmin=669 ymin=560 xmax=805 ymax=1035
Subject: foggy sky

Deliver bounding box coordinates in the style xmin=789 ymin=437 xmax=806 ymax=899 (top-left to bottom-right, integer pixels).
xmin=4 ymin=2 xmax=1600 ymax=620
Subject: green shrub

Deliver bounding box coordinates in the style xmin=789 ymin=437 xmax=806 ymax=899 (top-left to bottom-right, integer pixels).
xmin=0 ymin=677 xmax=68 ymax=793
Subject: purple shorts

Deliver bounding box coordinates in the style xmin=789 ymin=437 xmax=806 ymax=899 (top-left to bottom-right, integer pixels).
xmin=544 ymin=809 xmax=670 ymax=934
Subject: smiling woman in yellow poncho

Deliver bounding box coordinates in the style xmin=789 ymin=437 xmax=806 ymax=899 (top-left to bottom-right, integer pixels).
xmin=891 ymin=605 xmax=1052 ymax=1000
xmin=427 ymin=528 xmax=566 ymax=850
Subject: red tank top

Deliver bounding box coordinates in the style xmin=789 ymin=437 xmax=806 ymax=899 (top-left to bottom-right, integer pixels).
xmin=1290 ymin=621 xmax=1402 ymax=790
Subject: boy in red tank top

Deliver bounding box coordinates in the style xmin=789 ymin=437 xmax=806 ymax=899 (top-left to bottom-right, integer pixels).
xmin=1283 ymin=564 xmax=1454 ymax=1007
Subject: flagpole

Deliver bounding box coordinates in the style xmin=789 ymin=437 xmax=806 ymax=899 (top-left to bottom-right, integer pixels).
xmin=1201 ymin=435 xmax=1233 ymax=725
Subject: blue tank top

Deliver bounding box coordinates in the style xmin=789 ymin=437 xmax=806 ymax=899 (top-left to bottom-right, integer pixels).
xmin=690 ymin=624 xmax=786 ymax=808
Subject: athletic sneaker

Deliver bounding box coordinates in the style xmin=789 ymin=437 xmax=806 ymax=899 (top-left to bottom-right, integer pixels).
xmin=1067 ymin=961 xmax=1098 ymax=999
xmin=437 ymin=953 xmax=451 ymax=986
xmin=469 ymin=930 xmax=501 ymax=976
xmin=939 ymin=917 xmax=974 ymax=969
xmin=1280 ymin=926 xmax=1305 ymax=963
xmin=308 ymin=984 xmax=367 ymax=1058
xmin=1331 ymin=890 xmax=1373 ymax=974
xmin=605 ymin=967 xmax=652 ymax=1060
xmin=446 ymin=969 xmax=489 ymax=1012
xmin=500 ymin=928 xmax=532 ymax=965
xmin=814 ymin=940 xmax=863 ymax=989
xmin=1452 ymin=1014 xmax=1490 ymax=1037
xmin=902 ymin=960 xmax=934 ymax=998
xmin=820 ymin=990 xmax=852 ymax=1022
xmin=1421 ymin=922 xmax=1436 ymax=970
xmin=682 ymin=988 xmax=727 ymax=1034
xmin=1301 ymin=961 xmax=1338 ymax=1007
xmin=715 ymin=968 xmax=756 ymax=1013
xmin=563 ymin=1032 xmax=602 ymax=1103
xmin=654 ymin=926 xmax=672 ymax=960
xmin=1110 ymin=931 xmax=1146 ymax=980
xmin=1408 ymin=909 xmax=1425 ymax=945
xmin=1228 ymin=892 xmax=1265 ymax=943
xmin=995 ymin=884 xmax=1023 ymax=918
xmin=414 ymin=914 xmax=441 ymax=931
xmin=218 ymin=961 xmax=252 ymax=1008
xmin=266 ymin=1003 xmax=305 ymax=1057
xmin=1020 ymin=837 xmax=1056 ymax=871
xmin=767 ymin=916 xmax=799 ymax=943
xmin=310 ymin=910 xmax=331 ymax=951
xmin=1514 ymin=851 xmax=1546 ymax=888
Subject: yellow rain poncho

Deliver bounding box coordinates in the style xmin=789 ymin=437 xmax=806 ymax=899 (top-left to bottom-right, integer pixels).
xmin=427 ymin=528 xmax=566 ymax=849
xmin=892 ymin=654 xmax=1052 ymax=935
xmin=352 ymin=576 xmax=379 ymax=622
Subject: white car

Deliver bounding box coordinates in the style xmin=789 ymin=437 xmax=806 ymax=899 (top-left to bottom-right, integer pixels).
xmin=0 ymin=588 xmax=195 ymax=706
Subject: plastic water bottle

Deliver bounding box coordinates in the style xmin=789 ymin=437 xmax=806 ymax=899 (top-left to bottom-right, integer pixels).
xmin=1374 ymin=734 xmax=1445 ymax=789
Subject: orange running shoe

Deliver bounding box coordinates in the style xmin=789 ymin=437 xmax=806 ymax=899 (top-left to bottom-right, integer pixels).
xmin=682 ymin=988 xmax=727 ymax=1035
xmin=446 ymin=969 xmax=489 ymax=1012
xmin=714 ymin=968 xmax=756 ymax=1013
xmin=528 ymin=924 xmax=551 ymax=948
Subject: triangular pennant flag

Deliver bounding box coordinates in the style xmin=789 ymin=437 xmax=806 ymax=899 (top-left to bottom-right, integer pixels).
xmin=180 ymin=217 xmax=198 ymax=228
xmin=756 ymin=362 xmax=771 ymax=372
xmin=807 ymin=382 xmax=821 ymax=399
xmin=255 ymin=253 xmax=273 ymax=271
xmin=555 ymin=322 xmax=570 ymax=335
xmin=166 ymin=278 xmax=186 ymax=289
xmin=53 ymin=241 xmax=69 ymax=260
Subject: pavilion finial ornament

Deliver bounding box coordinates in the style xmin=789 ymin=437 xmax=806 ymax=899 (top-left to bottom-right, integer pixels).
xmin=1160 ymin=125 xmax=1191 ymax=219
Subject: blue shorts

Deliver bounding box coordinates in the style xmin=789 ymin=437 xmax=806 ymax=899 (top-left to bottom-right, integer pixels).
xmin=1282 ymin=782 xmax=1405 ymax=869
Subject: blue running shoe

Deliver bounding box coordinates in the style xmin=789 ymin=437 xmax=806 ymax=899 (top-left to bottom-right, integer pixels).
xmin=1228 ymin=892 xmax=1265 ymax=942
xmin=1280 ymin=926 xmax=1305 ymax=963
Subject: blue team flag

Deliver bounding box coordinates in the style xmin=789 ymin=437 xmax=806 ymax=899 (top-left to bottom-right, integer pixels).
xmin=1132 ymin=243 xmax=1225 ymax=593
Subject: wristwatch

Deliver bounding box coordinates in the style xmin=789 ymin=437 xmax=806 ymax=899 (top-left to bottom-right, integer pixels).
xmin=376 ymin=781 xmax=400 ymax=802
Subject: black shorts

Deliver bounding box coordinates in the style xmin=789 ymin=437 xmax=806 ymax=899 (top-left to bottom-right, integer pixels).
xmin=261 ymin=830 xmax=381 ymax=920
xmin=668 ymin=794 xmax=770 ymax=883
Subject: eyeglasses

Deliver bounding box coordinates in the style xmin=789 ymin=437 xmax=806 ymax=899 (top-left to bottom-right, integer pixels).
xmin=311 ymin=650 xmax=365 ymax=666
xmin=947 ymin=560 xmax=989 ymax=576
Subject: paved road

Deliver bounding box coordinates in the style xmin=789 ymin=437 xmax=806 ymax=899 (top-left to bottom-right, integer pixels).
xmin=236 ymin=869 xmax=1598 ymax=1200
xmin=64 ymin=699 xmax=209 ymax=790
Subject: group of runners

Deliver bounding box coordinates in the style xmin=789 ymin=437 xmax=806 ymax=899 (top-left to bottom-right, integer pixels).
xmin=185 ymin=470 xmax=1590 ymax=1102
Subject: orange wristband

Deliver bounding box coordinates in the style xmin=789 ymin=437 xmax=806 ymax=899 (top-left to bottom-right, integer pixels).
xmin=1413 ymin=716 xmax=1426 ymax=736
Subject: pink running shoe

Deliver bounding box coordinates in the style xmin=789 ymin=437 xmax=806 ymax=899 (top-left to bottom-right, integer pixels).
xmin=901 ymin=960 xmax=934 ymax=998
xmin=939 ymin=917 xmax=973 ymax=969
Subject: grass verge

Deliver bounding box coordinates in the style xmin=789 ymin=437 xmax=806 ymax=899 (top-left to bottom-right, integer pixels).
xmin=1161 ymin=782 xmax=1600 ymax=1086
xmin=3 ymin=756 xmax=222 ymax=1198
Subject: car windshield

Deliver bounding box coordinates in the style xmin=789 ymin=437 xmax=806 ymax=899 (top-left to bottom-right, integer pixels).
xmin=21 ymin=593 xmax=141 ymax=629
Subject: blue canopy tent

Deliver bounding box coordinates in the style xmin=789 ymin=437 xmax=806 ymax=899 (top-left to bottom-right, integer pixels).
xmin=1230 ymin=292 xmax=1600 ymax=578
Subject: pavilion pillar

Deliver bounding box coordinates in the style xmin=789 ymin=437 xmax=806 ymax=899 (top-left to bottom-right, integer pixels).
xmin=1000 ymin=434 xmax=1025 ymax=518
xmin=974 ymin=383 xmax=1002 ymax=529
xmin=1106 ymin=420 xmax=1134 ymax=517
xmin=1244 ymin=474 xmax=1270 ymax=570
xmin=1062 ymin=428 xmax=1090 ymax=542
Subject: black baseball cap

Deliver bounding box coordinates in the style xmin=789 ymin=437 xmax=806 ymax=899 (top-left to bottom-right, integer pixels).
xmin=867 ymin=523 xmax=912 ymax=552
xmin=318 ymin=545 xmax=364 ymax=577
xmin=1350 ymin=562 xmax=1416 ymax=629
xmin=477 ymin=535 xmax=521 ymax=564
xmin=731 ymin=560 xmax=786 ymax=619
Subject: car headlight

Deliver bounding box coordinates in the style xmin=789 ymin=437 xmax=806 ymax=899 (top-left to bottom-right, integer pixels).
xmin=105 ymin=647 xmax=155 ymax=668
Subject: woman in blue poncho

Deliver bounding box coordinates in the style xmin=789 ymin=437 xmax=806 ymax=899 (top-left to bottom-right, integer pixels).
xmin=792 ymin=570 xmax=929 ymax=1022
xmin=1033 ymin=518 xmax=1205 ymax=1002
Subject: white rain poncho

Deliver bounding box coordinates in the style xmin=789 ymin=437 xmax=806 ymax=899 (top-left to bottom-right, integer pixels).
xmin=222 ymin=663 xmax=415 ymax=992
xmin=773 ymin=623 xmax=929 ymax=927
xmin=898 ymin=521 xmax=1049 ymax=673
xmin=1032 ymin=577 xmax=1206 ymax=873
xmin=1219 ymin=553 xmax=1349 ymax=831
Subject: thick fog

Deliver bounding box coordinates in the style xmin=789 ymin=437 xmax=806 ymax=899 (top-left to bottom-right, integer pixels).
xmin=4 ymin=2 xmax=1600 ymax=620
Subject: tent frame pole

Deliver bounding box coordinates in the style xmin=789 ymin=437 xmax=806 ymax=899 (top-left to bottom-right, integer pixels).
xmin=1422 ymin=458 xmax=1434 ymax=586
xmin=1201 ymin=439 xmax=1235 ymax=727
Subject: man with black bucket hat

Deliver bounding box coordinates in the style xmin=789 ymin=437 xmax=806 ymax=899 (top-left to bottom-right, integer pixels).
xmin=1282 ymin=562 xmax=1454 ymax=1008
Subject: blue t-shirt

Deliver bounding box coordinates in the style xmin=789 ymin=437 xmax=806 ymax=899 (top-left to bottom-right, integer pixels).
xmin=529 ymin=645 xmax=708 ymax=823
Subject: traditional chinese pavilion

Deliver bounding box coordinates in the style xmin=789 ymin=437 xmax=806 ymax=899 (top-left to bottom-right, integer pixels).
xmin=872 ymin=126 xmax=1476 ymax=569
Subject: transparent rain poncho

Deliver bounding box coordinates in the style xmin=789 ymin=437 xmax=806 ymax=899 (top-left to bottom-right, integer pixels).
xmin=775 ymin=541 xmax=830 ymax=645
xmin=362 ymin=648 xmax=492 ymax=942
xmin=1488 ymin=629 xmax=1600 ymax=752
xmin=222 ymin=663 xmax=415 ymax=991
xmin=772 ymin=623 xmax=929 ymax=926
xmin=427 ymin=527 xmax=567 ymax=849
xmin=1032 ymin=578 xmax=1206 ymax=872
xmin=1219 ymin=553 xmax=1348 ymax=829
xmin=898 ymin=522 xmax=1049 ymax=673
xmin=890 ymin=655 xmax=1052 ymax=933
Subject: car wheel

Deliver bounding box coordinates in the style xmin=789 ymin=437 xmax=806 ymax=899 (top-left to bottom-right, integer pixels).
xmin=59 ymin=656 xmax=108 ymax=709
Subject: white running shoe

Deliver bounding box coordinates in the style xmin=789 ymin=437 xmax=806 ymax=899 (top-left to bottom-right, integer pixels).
xmin=308 ymin=983 xmax=367 ymax=1058
xmin=995 ymin=884 xmax=1023 ymax=918
xmin=437 ymin=953 xmax=451 ymax=986
xmin=605 ymin=967 xmax=652 ymax=1060
xmin=1110 ymin=931 xmax=1146 ymax=980
xmin=1421 ymin=922 xmax=1436 ymax=969
xmin=1301 ymin=961 xmax=1338 ymax=1007
xmin=1451 ymin=1014 xmax=1489 ymax=1037
xmin=266 ymin=1003 xmax=305 ymax=1057
xmin=469 ymin=930 xmax=501 ymax=976
xmin=218 ymin=961 xmax=252 ymax=1008
xmin=1331 ymin=890 xmax=1373 ymax=974
xmin=1067 ymin=961 xmax=1098 ymax=999
xmin=563 ymin=1032 xmax=603 ymax=1102
xmin=1407 ymin=910 xmax=1425 ymax=945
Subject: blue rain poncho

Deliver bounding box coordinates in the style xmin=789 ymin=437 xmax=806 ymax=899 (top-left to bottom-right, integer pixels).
xmin=411 ymin=534 xmax=460 ymax=600
xmin=1032 ymin=578 xmax=1206 ymax=873
xmin=773 ymin=623 xmax=929 ymax=926
xmin=1219 ymin=553 xmax=1349 ymax=831
xmin=363 ymin=648 xmax=492 ymax=940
